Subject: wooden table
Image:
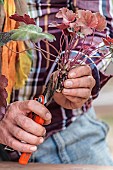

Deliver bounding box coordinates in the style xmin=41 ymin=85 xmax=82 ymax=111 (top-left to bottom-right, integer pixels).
xmin=0 ymin=162 xmax=113 ymax=170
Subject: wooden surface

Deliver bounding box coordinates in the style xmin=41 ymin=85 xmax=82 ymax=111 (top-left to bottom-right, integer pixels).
xmin=0 ymin=162 xmax=113 ymax=170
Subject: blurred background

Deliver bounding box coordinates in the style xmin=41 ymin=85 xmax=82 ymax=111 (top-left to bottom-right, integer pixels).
xmin=93 ymin=77 xmax=113 ymax=158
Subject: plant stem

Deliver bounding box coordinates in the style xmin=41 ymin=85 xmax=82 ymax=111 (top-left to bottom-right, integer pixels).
xmin=42 ymin=39 xmax=60 ymax=57
xmin=33 ymin=43 xmax=60 ymax=60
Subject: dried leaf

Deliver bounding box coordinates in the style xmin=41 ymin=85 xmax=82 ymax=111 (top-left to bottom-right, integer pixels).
xmin=0 ymin=75 xmax=8 ymax=88
xmin=0 ymin=32 xmax=12 ymax=47
xmin=9 ymin=13 xmax=36 ymax=25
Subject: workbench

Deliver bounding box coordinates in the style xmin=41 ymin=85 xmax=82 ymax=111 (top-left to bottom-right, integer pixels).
xmin=0 ymin=162 xmax=113 ymax=170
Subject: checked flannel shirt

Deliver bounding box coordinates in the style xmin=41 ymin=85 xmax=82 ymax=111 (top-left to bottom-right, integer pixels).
xmin=8 ymin=0 xmax=113 ymax=138
xmin=0 ymin=0 xmax=113 ymax=161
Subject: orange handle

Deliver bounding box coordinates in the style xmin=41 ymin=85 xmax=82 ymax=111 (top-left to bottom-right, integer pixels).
xmin=19 ymin=95 xmax=45 ymax=165
xmin=19 ymin=153 xmax=32 ymax=165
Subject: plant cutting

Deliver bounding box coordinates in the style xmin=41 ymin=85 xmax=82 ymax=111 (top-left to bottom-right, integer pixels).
xmin=0 ymin=7 xmax=113 ymax=118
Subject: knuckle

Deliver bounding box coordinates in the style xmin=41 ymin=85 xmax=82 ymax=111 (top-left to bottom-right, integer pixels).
xmin=22 ymin=118 xmax=29 ymax=129
xmin=34 ymin=137 xmax=43 ymax=145
xmin=75 ymin=89 xmax=81 ymax=96
xmin=40 ymin=106 xmax=47 ymax=114
xmin=88 ymin=76 xmax=95 ymax=88
xmin=87 ymin=76 xmax=93 ymax=86
xmin=3 ymin=133 xmax=9 ymax=145
xmin=33 ymin=137 xmax=39 ymax=145
xmin=16 ymin=143 xmax=26 ymax=152
xmin=85 ymin=65 xmax=92 ymax=74
xmin=8 ymin=138 xmax=14 ymax=148
xmin=15 ymin=129 xmax=22 ymax=139
xmin=45 ymin=119 xmax=51 ymax=125
xmin=92 ymin=77 xmax=96 ymax=87
xmin=14 ymin=114 xmax=20 ymax=123
xmin=86 ymin=89 xmax=91 ymax=97
xmin=6 ymin=103 xmax=18 ymax=120
xmin=6 ymin=107 xmax=13 ymax=119
xmin=39 ymin=127 xmax=46 ymax=136
xmin=17 ymin=116 xmax=28 ymax=128
xmin=27 ymin=100 xmax=34 ymax=109
xmin=76 ymin=79 xmax=80 ymax=87
xmin=20 ymin=145 xmax=26 ymax=152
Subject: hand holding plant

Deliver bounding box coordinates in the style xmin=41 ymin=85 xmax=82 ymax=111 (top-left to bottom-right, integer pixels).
xmin=0 ymin=7 xmax=113 ymax=114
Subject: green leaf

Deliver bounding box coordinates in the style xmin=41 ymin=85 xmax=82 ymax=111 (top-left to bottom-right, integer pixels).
xmin=0 ymin=0 xmax=4 ymax=4
xmin=10 ymin=25 xmax=56 ymax=42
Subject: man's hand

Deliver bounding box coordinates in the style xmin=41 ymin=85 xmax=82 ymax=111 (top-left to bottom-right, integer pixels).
xmin=0 ymin=100 xmax=51 ymax=152
xmin=54 ymin=65 xmax=95 ymax=109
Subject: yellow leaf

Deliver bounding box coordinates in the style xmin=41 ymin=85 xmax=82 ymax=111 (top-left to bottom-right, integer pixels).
xmin=15 ymin=52 xmax=32 ymax=89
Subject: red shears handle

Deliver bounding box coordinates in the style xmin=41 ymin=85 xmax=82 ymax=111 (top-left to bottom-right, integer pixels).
xmin=19 ymin=95 xmax=45 ymax=165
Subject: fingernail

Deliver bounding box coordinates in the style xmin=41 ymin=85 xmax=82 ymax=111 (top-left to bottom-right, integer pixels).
xmin=39 ymin=137 xmax=44 ymax=144
xmin=46 ymin=112 xmax=51 ymax=119
xmin=65 ymin=80 xmax=73 ymax=87
xmin=30 ymin=146 xmax=37 ymax=151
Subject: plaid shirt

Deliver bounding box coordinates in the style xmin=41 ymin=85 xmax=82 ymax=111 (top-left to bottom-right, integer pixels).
xmin=10 ymin=0 xmax=113 ymax=138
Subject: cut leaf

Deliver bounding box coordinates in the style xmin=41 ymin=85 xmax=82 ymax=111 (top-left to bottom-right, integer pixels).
xmin=10 ymin=24 xmax=56 ymax=42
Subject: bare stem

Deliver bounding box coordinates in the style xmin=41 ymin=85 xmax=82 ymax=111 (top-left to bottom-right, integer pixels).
xmin=59 ymin=32 xmax=65 ymax=54
xmin=5 ymin=43 xmax=61 ymax=64
xmin=5 ymin=44 xmax=33 ymax=54
xmin=33 ymin=43 xmax=60 ymax=59
xmin=73 ymin=35 xmax=87 ymax=62
xmin=36 ymin=47 xmax=58 ymax=63
xmin=42 ymin=39 xmax=60 ymax=56
xmin=83 ymin=29 xmax=95 ymax=55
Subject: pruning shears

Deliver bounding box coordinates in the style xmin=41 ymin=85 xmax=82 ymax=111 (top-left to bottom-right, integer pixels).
xmin=19 ymin=95 xmax=45 ymax=165
xmin=19 ymin=76 xmax=56 ymax=165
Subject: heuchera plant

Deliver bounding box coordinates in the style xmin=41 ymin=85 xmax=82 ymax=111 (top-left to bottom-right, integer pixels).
xmin=0 ymin=7 xmax=113 ymax=113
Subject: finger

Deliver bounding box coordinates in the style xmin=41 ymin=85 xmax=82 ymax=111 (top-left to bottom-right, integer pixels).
xmin=6 ymin=135 xmax=38 ymax=153
xmin=62 ymin=88 xmax=91 ymax=99
xmin=14 ymin=114 xmax=46 ymax=137
xmin=10 ymin=125 xmax=45 ymax=145
xmin=64 ymin=76 xmax=95 ymax=89
xmin=18 ymin=100 xmax=52 ymax=124
xmin=62 ymin=95 xmax=86 ymax=109
xmin=68 ymin=65 xmax=92 ymax=78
